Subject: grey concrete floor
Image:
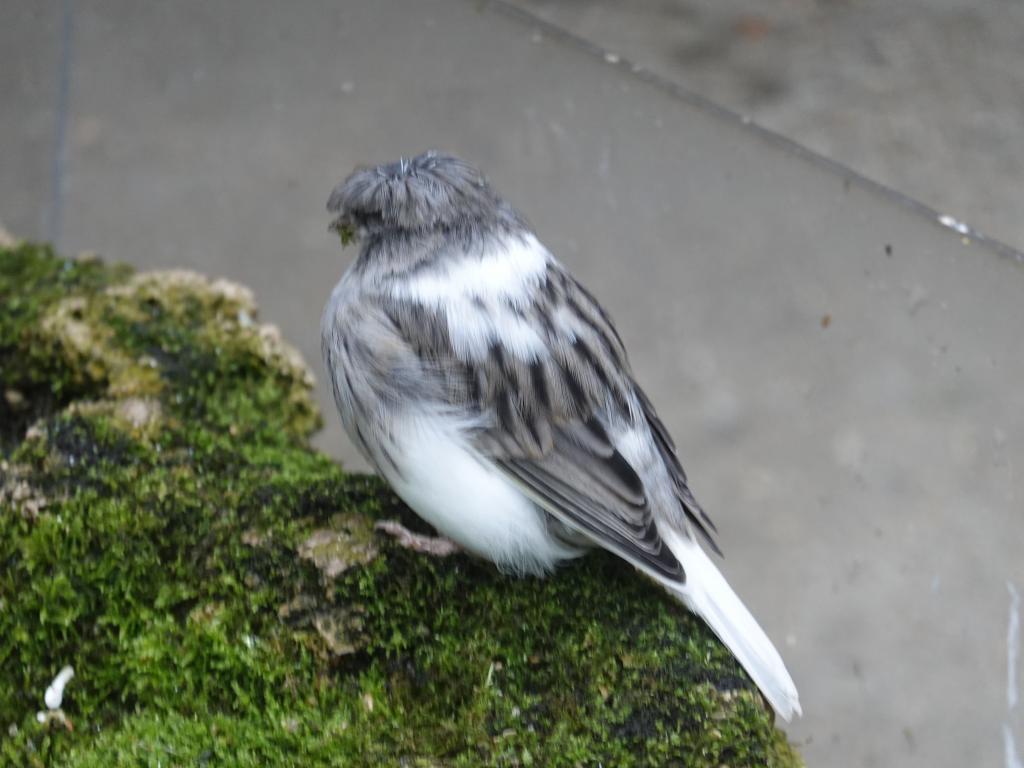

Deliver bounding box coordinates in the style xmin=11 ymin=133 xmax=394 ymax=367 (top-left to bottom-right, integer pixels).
xmin=2 ymin=2 xmax=1023 ymax=766
xmin=511 ymin=0 xmax=1024 ymax=253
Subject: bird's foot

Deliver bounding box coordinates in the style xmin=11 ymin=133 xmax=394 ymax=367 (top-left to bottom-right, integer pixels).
xmin=374 ymin=520 xmax=460 ymax=557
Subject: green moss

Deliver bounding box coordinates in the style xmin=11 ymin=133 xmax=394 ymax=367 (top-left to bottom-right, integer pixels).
xmin=0 ymin=244 xmax=131 ymax=450
xmin=0 ymin=244 xmax=801 ymax=767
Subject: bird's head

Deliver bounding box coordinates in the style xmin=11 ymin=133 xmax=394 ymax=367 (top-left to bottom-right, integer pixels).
xmin=327 ymin=151 xmax=508 ymax=244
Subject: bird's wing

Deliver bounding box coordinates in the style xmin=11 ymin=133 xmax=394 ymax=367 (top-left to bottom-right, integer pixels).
xmin=379 ymin=253 xmax=719 ymax=581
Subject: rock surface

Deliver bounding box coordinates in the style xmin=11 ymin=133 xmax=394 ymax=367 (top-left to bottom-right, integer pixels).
xmin=0 ymin=243 xmax=801 ymax=766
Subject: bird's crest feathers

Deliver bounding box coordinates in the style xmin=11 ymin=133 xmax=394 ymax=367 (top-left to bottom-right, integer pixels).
xmin=328 ymin=151 xmax=501 ymax=233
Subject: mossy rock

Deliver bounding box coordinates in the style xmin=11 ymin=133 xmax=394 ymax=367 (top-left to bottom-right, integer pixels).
xmin=0 ymin=242 xmax=802 ymax=767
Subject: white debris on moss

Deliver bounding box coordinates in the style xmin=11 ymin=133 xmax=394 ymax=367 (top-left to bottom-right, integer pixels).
xmin=36 ymin=666 xmax=76 ymax=731
xmin=44 ymin=665 xmax=75 ymax=710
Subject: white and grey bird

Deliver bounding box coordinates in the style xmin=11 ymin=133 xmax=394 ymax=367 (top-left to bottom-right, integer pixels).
xmin=320 ymin=151 xmax=800 ymax=720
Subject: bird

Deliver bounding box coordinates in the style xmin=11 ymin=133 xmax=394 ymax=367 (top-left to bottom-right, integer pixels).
xmin=320 ymin=151 xmax=801 ymax=720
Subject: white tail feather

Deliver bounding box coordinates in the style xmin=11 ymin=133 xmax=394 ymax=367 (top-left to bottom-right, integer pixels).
xmin=659 ymin=528 xmax=801 ymax=721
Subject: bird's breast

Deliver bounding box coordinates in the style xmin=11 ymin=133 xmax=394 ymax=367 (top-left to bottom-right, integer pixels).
xmin=379 ymin=411 xmax=585 ymax=576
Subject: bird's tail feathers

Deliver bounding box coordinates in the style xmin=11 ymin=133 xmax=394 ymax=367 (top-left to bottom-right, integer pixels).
xmin=659 ymin=528 xmax=801 ymax=721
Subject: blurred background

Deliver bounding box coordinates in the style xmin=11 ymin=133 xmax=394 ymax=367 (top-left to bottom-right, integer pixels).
xmin=2 ymin=1 xmax=1022 ymax=766
xmin=513 ymin=0 xmax=1024 ymax=253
